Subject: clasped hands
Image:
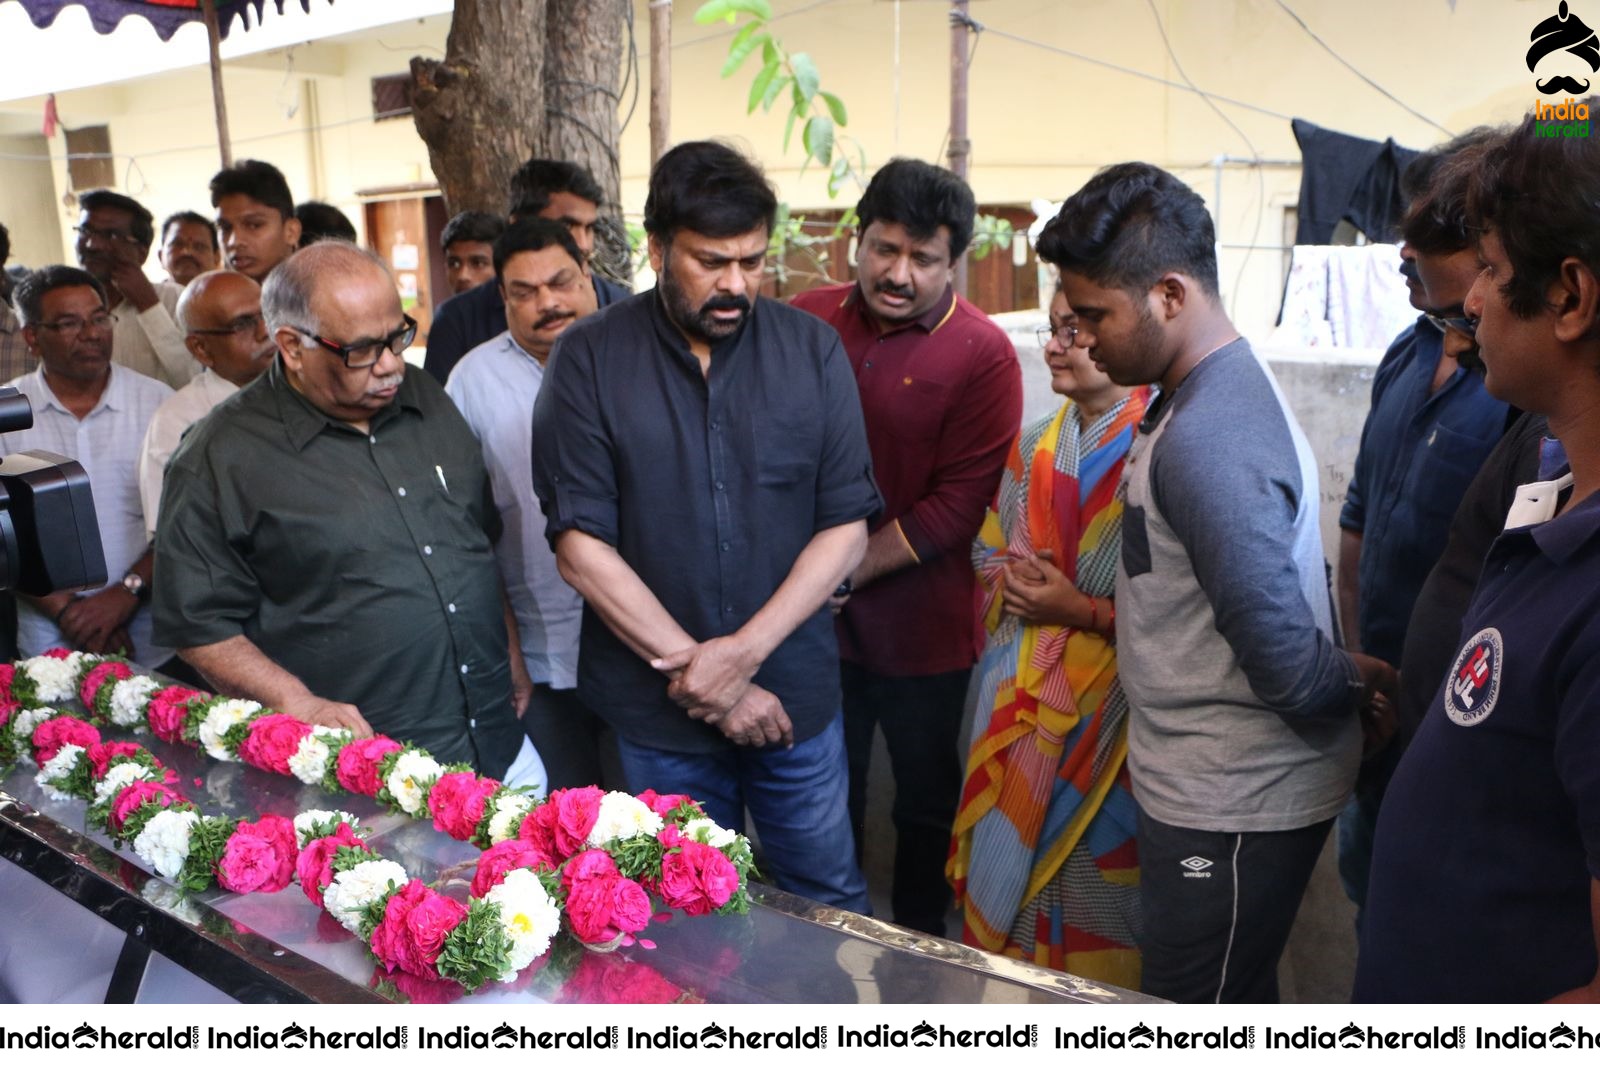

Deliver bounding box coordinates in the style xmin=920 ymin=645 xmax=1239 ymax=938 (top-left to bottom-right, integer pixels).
xmin=1000 ymin=549 xmax=1092 ymax=628
xmin=651 ymin=636 xmax=794 ymax=749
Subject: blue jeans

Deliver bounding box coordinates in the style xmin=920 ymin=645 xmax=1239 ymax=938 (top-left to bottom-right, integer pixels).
xmin=615 ymin=712 xmax=870 ymax=913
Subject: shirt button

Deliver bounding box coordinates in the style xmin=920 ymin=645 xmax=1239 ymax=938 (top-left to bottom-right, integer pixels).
xmin=397 ymin=487 xmax=407 ymax=497
xmin=865 ymin=360 xmax=873 ymax=367
xmin=710 ymin=420 xmax=720 ymax=430
xmin=724 ymin=605 xmax=734 ymax=615
xmin=469 ymin=718 xmax=477 ymax=730
xmin=423 ymin=545 xmax=433 ymax=556
xmin=460 ymin=663 xmax=469 ymax=674
xmin=447 ymin=603 xmax=457 ymax=613
xmin=714 ymin=480 xmax=724 ymax=491
xmin=369 ymin=435 xmax=377 ymax=444
xmin=720 ymin=541 xmax=730 ymax=552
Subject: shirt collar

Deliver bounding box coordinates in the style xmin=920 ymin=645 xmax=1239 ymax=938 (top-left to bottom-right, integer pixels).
xmin=1504 ymin=462 xmax=1600 ymax=564
xmin=34 ymin=363 xmax=123 ymax=417
xmin=268 ymin=355 xmax=423 ymax=452
xmin=843 ymin=283 xmax=958 ymax=335
xmin=0 ymin=300 xmax=19 ymax=335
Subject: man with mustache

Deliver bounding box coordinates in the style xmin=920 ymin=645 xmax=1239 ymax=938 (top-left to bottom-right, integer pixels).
xmin=531 ymin=141 xmax=881 ymax=909
xmin=446 ymin=219 xmax=607 ymax=789
xmin=137 ymin=270 xmax=276 ymax=541
xmin=156 ymin=212 xmax=218 ymax=289
xmin=2 ymin=266 xmax=172 ymax=664
xmin=151 ymin=242 xmax=543 ymax=785
xmin=789 ymin=158 xmax=1022 ymax=936
xmin=73 ymin=190 xmax=199 ymax=390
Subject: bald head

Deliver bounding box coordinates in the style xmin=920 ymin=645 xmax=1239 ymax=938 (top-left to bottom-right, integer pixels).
xmin=261 ymin=240 xmax=394 ymax=337
xmin=178 ymin=269 xmax=274 ymax=388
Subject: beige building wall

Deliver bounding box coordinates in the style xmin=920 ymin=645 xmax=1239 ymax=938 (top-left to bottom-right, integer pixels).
xmin=0 ymin=0 xmax=1564 ymax=331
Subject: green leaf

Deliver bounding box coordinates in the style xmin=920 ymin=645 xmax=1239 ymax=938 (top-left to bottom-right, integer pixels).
xmin=762 ymin=37 xmax=780 ymax=67
xmin=762 ymin=73 xmax=789 ymax=112
xmin=818 ymin=91 xmax=848 ymax=127
xmin=693 ymin=0 xmax=734 ymax=25
xmin=791 ymin=52 xmax=820 ymax=107
xmin=803 ymin=116 xmax=835 ymax=166
xmin=783 ymin=108 xmax=799 ymax=153
xmin=748 ymin=60 xmax=780 ymax=113
xmin=721 ymin=24 xmax=764 ymax=78
xmin=731 ymin=0 xmax=773 ymax=16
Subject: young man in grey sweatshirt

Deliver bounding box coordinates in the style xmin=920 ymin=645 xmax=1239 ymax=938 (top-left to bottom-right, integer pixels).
xmin=1036 ymin=163 xmax=1397 ymax=1003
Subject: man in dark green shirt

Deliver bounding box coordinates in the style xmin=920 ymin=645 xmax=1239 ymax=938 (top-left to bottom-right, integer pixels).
xmin=152 ymin=242 xmax=539 ymax=782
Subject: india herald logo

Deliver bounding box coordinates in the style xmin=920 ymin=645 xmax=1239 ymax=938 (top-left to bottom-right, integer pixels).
xmin=1446 ymin=627 xmax=1504 ymax=726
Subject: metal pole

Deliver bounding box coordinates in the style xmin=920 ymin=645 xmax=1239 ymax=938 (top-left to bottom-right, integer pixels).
xmin=650 ymin=0 xmax=672 ymax=165
xmin=948 ymin=1 xmax=970 ymax=297
xmin=201 ymin=0 xmax=233 ymax=168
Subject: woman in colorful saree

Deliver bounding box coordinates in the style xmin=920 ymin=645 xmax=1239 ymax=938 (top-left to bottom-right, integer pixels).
xmin=948 ymin=285 xmax=1148 ymax=987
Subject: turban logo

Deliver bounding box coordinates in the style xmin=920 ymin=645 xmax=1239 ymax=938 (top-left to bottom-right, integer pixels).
xmin=1528 ymin=1 xmax=1600 ymax=95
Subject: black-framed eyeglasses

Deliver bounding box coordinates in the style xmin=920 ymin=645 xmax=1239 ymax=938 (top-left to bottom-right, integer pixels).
xmin=74 ymin=224 xmax=141 ymax=248
xmin=1036 ymin=322 xmax=1080 ymax=349
xmin=189 ymin=312 xmax=264 ymax=338
xmin=37 ymin=311 xmax=117 ymax=337
xmin=291 ymin=314 xmax=417 ymax=369
xmin=1424 ymin=309 xmax=1475 ymax=337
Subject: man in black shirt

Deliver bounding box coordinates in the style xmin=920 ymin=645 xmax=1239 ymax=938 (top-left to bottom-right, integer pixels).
xmin=531 ymin=142 xmax=880 ymax=910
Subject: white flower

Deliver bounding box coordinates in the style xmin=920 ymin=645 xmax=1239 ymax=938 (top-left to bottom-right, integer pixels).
xmin=94 ymin=761 xmax=156 ymax=805
xmin=292 ymin=809 xmax=360 ymax=849
xmin=586 ymin=790 xmax=664 ymax=848
xmin=682 ymin=817 xmax=738 ymax=849
xmin=486 ymin=792 xmax=534 ymax=845
xmin=36 ymin=744 xmax=86 ymax=801
xmin=196 ymin=699 xmax=262 ymax=761
xmin=107 ymin=676 xmax=162 ymax=728
xmin=323 ymin=859 xmax=409 ymax=933
xmin=288 ymin=736 xmax=331 ymax=784
xmin=10 ymin=708 xmax=56 ymax=764
xmin=21 ymin=653 xmax=89 ymax=705
xmin=384 ymin=751 xmax=443 ymax=816
xmin=132 ymin=808 xmax=200 ymax=880
xmin=487 ymin=868 xmax=560 ymax=977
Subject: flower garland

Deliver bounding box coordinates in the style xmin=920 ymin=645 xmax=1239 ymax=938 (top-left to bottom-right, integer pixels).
xmin=1 ymin=652 xmax=760 ymax=992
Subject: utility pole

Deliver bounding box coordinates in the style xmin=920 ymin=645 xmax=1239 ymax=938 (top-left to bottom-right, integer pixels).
xmin=200 ymin=0 xmax=233 ymax=167
xmin=650 ymin=0 xmax=672 ymax=164
xmin=948 ymin=0 xmax=971 ymax=296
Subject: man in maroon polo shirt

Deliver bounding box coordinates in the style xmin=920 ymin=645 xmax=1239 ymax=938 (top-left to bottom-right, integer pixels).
xmin=791 ymin=158 xmax=1022 ymax=934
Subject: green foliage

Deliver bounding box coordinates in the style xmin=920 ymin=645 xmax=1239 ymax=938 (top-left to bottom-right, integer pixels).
xmin=969 ymin=214 xmax=1016 ymax=261
xmin=435 ymin=898 xmax=514 ymax=991
xmin=178 ymin=815 xmax=237 ymax=892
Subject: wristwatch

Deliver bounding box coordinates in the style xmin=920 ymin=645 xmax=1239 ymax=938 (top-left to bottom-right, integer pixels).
xmin=121 ymin=571 xmax=149 ymax=602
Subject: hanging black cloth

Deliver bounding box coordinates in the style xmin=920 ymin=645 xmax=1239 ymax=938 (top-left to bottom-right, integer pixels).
xmin=1292 ymin=119 xmax=1421 ymax=244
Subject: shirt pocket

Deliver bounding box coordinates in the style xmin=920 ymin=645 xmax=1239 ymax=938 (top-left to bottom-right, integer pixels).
xmin=1404 ymin=422 xmax=1498 ymax=526
xmin=884 ymin=377 xmax=950 ymax=445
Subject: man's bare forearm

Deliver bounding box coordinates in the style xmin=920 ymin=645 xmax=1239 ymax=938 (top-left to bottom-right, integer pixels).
xmin=181 ymin=634 xmax=317 ymax=708
xmin=554 ymin=529 xmax=697 ymax=663
xmin=851 ymin=518 xmax=918 ymax=590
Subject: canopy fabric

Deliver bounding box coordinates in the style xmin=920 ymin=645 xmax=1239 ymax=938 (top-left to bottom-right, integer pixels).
xmin=8 ymin=0 xmax=319 ymax=42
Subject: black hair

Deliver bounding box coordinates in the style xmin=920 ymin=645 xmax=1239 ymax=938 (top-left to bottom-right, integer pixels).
xmin=0 ymin=221 xmax=9 ymax=266
xmin=643 ymin=140 xmax=777 ymax=241
xmin=77 ymin=189 xmax=155 ymax=247
xmin=492 ymin=218 xmax=584 ymax=282
xmin=855 ymin=158 xmax=976 ymax=258
xmin=442 ymin=210 xmax=506 ymax=252
xmin=1466 ymin=96 xmax=1600 ymax=318
xmin=294 ymin=200 xmax=358 ymax=247
xmin=160 ymin=210 xmax=218 ymax=250
xmin=209 ymin=159 xmax=295 ymax=220
xmin=507 ymin=159 xmax=604 ymax=220
xmin=1400 ymin=127 xmax=1506 ymax=255
xmin=14 ymin=265 xmax=107 ymax=326
xmin=1035 ymin=162 xmax=1218 ymax=296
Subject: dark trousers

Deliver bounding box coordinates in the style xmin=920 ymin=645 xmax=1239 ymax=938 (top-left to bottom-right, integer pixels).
xmin=841 ymin=662 xmax=969 ymax=936
xmin=523 ymin=683 xmax=616 ymax=791
xmin=1137 ymin=809 xmax=1333 ymax=1003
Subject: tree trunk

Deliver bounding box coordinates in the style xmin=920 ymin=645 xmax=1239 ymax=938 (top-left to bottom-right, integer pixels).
xmin=409 ymin=0 xmax=550 ymax=216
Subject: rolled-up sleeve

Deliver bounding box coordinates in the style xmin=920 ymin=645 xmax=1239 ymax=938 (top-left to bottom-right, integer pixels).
xmin=813 ymin=335 xmax=883 ymax=531
xmin=151 ymin=447 xmax=258 ymax=648
xmin=530 ymin=333 xmax=621 ymax=547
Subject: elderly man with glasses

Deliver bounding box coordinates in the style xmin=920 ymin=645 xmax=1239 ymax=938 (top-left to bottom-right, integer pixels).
xmin=151 ymin=241 xmax=544 ymax=786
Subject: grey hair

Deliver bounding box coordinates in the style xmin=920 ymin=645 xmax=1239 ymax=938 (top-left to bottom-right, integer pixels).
xmin=260 ymin=240 xmax=391 ymax=336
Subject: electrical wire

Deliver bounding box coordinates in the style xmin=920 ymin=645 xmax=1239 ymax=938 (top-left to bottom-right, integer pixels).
xmin=673 ymin=0 xmax=842 ymax=49
xmin=1273 ymin=0 xmax=1454 ymax=138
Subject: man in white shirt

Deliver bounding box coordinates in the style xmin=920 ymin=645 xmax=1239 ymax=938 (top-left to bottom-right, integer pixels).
xmin=139 ymin=270 xmax=275 ymax=539
xmin=446 ymin=218 xmax=606 ymax=788
xmin=3 ymin=267 xmax=172 ymax=665
xmin=74 ymin=190 xmax=200 ymax=390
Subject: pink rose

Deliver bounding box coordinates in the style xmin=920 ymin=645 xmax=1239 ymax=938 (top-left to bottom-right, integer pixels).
xmin=31 ymin=715 xmax=101 ymax=765
xmin=550 ymin=786 xmax=603 ymax=858
xmin=369 ymin=880 xmax=467 ymax=977
xmin=79 ymin=661 xmax=133 ymax=711
xmin=655 ymin=841 xmax=740 ymax=916
xmin=217 ymin=814 xmax=296 ymax=893
xmin=0 ymin=663 xmax=17 ymax=716
xmin=560 ymin=848 xmax=619 ymax=892
xmin=636 ymin=789 xmax=700 ymax=818
xmin=86 ymin=740 xmax=143 ymax=780
xmin=376 ymin=969 xmax=465 ymax=1005
xmin=335 ymin=737 xmax=404 ymax=796
xmin=237 ymin=714 xmax=313 ymax=775
xmin=297 ymin=822 xmax=368 ymax=908
xmin=565 ymin=875 xmax=652 ymax=944
xmin=40 ymin=647 xmax=72 ymax=659
xmin=657 ymin=824 xmax=685 ymax=849
xmin=470 ymin=839 xmax=553 ymax=898
xmin=107 ymin=780 xmax=183 ymax=834
xmin=518 ymin=802 xmax=558 ymax=856
xmin=147 ymin=686 xmax=206 ymax=744
xmin=427 ymin=771 xmax=501 ymax=842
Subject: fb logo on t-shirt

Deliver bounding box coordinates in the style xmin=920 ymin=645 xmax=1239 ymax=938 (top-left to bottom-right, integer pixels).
xmin=1445 ymin=626 xmax=1504 ymax=727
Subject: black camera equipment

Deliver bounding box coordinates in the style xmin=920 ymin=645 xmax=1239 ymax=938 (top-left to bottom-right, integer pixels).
xmin=0 ymin=385 xmax=106 ymax=595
